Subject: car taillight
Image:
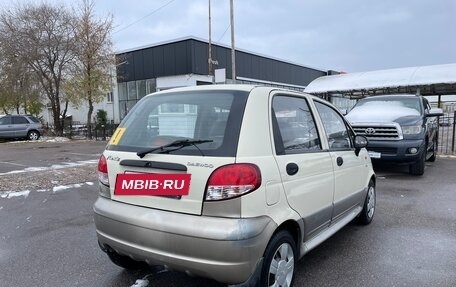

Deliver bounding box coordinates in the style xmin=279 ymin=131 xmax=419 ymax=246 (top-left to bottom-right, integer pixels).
xmin=98 ymin=155 xmax=109 ymax=186
xmin=205 ymin=164 xmax=261 ymax=201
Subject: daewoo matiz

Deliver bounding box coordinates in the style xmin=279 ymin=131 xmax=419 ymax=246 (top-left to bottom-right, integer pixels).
xmin=94 ymin=85 xmax=376 ymax=287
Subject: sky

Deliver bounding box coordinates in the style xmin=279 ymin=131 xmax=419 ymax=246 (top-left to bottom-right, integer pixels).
xmin=2 ymin=0 xmax=456 ymax=73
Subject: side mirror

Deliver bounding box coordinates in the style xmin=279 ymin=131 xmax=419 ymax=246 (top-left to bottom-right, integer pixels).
xmin=426 ymin=108 xmax=444 ymax=117
xmin=354 ymin=135 xmax=368 ymax=156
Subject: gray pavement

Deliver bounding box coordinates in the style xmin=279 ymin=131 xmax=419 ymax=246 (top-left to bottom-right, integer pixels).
xmin=0 ymin=140 xmax=455 ymax=286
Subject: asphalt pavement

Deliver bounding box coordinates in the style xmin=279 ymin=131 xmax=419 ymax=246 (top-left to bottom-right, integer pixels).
xmin=0 ymin=140 xmax=455 ymax=287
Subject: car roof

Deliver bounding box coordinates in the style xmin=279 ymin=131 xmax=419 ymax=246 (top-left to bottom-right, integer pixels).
xmin=144 ymin=84 xmax=320 ymax=101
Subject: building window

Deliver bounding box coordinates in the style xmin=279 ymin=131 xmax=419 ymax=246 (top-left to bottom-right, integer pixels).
xmin=137 ymin=80 xmax=146 ymax=99
xmin=146 ymin=78 xmax=156 ymax=95
xmin=118 ymin=82 xmax=127 ymax=100
xmin=127 ymin=81 xmax=137 ymax=100
xmin=107 ymin=91 xmax=113 ymax=103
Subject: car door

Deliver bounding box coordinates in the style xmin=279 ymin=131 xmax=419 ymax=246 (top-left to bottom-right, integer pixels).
xmin=12 ymin=116 xmax=30 ymax=138
xmin=314 ymin=100 xmax=368 ymax=222
xmin=271 ymin=93 xmax=335 ymax=240
xmin=0 ymin=116 xmax=14 ymax=138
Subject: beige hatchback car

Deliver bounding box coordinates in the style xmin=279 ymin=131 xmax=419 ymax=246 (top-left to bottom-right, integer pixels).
xmin=94 ymin=85 xmax=376 ymax=287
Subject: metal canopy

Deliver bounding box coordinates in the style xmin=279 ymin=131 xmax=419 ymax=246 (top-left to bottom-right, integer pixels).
xmin=304 ymin=63 xmax=456 ymax=99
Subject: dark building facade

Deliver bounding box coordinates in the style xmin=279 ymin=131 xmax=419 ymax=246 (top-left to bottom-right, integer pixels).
xmin=115 ymin=37 xmax=329 ymax=118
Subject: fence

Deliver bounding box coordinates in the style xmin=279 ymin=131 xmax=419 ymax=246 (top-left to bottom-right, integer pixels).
xmin=45 ymin=121 xmax=119 ymax=141
xmin=437 ymin=112 xmax=456 ymax=155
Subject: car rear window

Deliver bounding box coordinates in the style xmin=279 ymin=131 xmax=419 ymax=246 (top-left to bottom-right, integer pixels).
xmin=27 ymin=116 xmax=40 ymax=123
xmin=107 ymin=90 xmax=249 ymax=157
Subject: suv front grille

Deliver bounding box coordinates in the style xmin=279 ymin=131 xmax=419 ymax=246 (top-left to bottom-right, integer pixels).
xmin=353 ymin=124 xmax=402 ymax=140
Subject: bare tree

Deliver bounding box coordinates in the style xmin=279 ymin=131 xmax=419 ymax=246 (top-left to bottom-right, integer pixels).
xmin=0 ymin=3 xmax=77 ymax=135
xmin=65 ymin=0 xmax=114 ymax=139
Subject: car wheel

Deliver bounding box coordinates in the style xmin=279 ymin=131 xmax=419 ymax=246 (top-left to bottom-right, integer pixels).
xmin=106 ymin=248 xmax=147 ymax=270
xmin=27 ymin=130 xmax=40 ymax=141
xmin=260 ymin=230 xmax=297 ymax=287
xmin=409 ymin=145 xmax=426 ymax=176
xmin=358 ymin=180 xmax=376 ymax=225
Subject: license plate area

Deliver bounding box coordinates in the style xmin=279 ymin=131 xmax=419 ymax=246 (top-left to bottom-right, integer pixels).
xmin=368 ymin=151 xmax=381 ymax=159
xmin=115 ymin=173 xmax=191 ymax=196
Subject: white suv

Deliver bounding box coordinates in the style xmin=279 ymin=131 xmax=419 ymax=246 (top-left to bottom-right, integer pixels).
xmin=94 ymin=85 xmax=376 ymax=287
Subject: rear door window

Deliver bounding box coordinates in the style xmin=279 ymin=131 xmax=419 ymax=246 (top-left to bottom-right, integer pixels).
xmin=272 ymin=95 xmax=321 ymax=155
xmin=108 ymin=90 xmax=249 ymax=157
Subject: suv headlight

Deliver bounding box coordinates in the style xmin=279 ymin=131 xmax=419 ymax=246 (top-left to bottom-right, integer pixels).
xmin=402 ymin=125 xmax=422 ymax=135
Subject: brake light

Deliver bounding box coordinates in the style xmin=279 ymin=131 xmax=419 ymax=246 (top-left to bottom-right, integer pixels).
xmin=205 ymin=164 xmax=261 ymax=201
xmin=98 ymin=155 xmax=109 ymax=186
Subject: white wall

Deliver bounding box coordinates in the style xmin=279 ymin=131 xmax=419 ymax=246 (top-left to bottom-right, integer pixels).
xmin=156 ymin=74 xmax=213 ymax=90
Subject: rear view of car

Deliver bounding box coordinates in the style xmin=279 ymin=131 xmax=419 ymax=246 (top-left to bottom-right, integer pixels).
xmin=94 ymin=85 xmax=375 ymax=286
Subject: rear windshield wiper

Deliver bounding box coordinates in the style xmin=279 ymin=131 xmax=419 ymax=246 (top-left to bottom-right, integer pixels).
xmin=137 ymin=139 xmax=213 ymax=158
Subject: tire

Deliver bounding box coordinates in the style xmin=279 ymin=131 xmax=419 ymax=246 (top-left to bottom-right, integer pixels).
xmin=259 ymin=230 xmax=297 ymax=287
xmin=409 ymin=147 xmax=426 ymax=176
xmin=358 ymin=180 xmax=376 ymax=225
xmin=106 ymin=248 xmax=147 ymax=270
xmin=27 ymin=130 xmax=40 ymax=141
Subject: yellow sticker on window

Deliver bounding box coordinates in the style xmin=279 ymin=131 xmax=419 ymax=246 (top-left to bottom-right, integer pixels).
xmin=109 ymin=128 xmax=126 ymax=145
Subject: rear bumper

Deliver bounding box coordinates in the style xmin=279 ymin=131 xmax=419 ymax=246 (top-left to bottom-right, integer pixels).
xmin=93 ymin=197 xmax=277 ymax=284
xmin=367 ymin=139 xmax=425 ymax=163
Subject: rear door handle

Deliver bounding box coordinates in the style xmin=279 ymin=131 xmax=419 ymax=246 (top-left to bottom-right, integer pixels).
xmin=336 ymin=157 xmax=343 ymax=166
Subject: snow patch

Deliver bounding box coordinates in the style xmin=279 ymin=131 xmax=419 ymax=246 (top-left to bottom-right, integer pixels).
xmin=0 ymin=190 xmax=30 ymax=199
xmin=0 ymin=206 xmax=3 ymax=210
xmin=85 ymin=182 xmax=94 ymax=186
xmin=0 ymin=160 xmax=98 ymax=176
xmin=52 ymin=182 xmax=91 ymax=193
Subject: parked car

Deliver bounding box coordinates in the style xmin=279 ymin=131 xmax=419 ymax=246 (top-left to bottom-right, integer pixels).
xmin=0 ymin=114 xmax=44 ymax=140
xmin=345 ymin=95 xmax=443 ymax=175
xmin=94 ymin=85 xmax=376 ymax=287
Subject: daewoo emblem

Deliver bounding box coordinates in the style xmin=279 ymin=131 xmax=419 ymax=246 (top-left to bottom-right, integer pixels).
xmin=365 ymin=127 xmax=376 ymax=135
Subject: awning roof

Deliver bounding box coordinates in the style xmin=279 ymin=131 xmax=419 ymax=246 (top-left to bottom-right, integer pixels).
xmin=304 ymin=63 xmax=456 ymax=98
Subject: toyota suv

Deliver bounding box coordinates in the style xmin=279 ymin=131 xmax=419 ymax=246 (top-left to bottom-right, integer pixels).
xmin=345 ymin=95 xmax=442 ymax=175
xmin=94 ymin=85 xmax=376 ymax=287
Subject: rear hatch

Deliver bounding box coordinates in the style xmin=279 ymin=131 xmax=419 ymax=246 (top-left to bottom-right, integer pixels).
xmin=104 ymin=88 xmax=249 ymax=215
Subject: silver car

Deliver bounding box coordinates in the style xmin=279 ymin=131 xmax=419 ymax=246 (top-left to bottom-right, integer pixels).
xmin=0 ymin=114 xmax=44 ymax=140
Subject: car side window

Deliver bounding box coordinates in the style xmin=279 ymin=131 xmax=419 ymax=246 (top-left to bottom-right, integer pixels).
xmin=272 ymin=95 xmax=321 ymax=155
xmin=315 ymin=101 xmax=353 ymax=150
xmin=13 ymin=116 xmax=29 ymax=124
xmin=0 ymin=117 xmax=12 ymax=125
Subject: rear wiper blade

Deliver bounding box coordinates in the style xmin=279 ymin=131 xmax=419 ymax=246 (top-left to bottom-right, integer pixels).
xmin=137 ymin=139 xmax=213 ymax=158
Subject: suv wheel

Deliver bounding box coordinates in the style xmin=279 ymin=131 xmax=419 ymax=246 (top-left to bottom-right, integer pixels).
xmin=260 ymin=230 xmax=297 ymax=287
xmin=27 ymin=130 xmax=40 ymax=141
xmin=106 ymin=248 xmax=147 ymax=270
xmin=409 ymin=145 xmax=426 ymax=176
xmin=358 ymin=180 xmax=376 ymax=225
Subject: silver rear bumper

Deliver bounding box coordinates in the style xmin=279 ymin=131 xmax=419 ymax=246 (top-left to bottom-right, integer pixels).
xmin=93 ymin=197 xmax=277 ymax=284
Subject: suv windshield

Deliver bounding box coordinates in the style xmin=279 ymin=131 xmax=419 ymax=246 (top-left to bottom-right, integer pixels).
xmin=107 ymin=90 xmax=249 ymax=157
xmin=354 ymin=97 xmax=422 ymax=114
